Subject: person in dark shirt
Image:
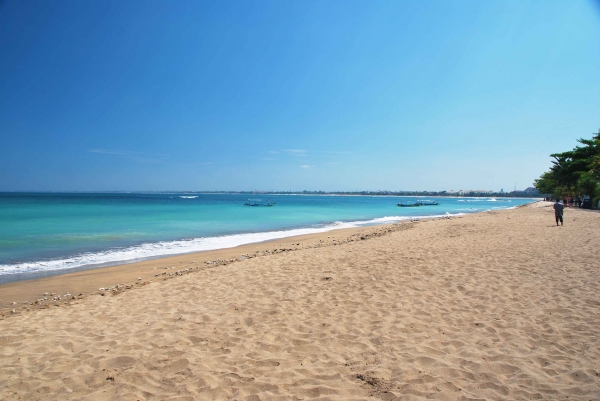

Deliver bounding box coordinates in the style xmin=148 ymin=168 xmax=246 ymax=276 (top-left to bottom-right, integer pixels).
xmin=553 ymin=199 xmax=564 ymax=226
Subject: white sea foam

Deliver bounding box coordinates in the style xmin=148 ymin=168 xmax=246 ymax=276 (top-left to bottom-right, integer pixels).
xmin=179 ymin=196 xmax=198 ymax=199
xmin=458 ymin=198 xmax=512 ymax=202
xmin=0 ymin=212 xmax=465 ymax=276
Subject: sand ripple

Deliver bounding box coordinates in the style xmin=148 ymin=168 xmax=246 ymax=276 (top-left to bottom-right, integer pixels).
xmin=1 ymin=204 xmax=599 ymax=400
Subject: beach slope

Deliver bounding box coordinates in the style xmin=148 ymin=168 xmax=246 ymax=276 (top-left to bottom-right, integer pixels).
xmin=1 ymin=202 xmax=599 ymax=400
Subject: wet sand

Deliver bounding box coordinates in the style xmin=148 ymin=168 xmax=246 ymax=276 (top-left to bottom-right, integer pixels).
xmin=0 ymin=225 xmax=398 ymax=310
xmin=1 ymin=202 xmax=599 ymax=400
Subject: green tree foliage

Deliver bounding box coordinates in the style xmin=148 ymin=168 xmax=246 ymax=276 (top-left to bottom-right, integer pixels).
xmin=577 ymin=172 xmax=599 ymax=198
xmin=591 ymin=154 xmax=600 ymax=180
xmin=533 ymin=172 xmax=558 ymax=195
xmin=534 ymin=130 xmax=600 ymax=197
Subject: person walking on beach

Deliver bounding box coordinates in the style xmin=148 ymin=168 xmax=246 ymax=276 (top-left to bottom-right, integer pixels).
xmin=553 ymin=199 xmax=564 ymax=226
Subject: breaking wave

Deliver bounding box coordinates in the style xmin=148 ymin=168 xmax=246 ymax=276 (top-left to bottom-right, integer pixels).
xmin=0 ymin=213 xmax=465 ymax=276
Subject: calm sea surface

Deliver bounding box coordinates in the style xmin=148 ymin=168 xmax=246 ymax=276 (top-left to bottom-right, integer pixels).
xmin=0 ymin=193 xmax=537 ymax=282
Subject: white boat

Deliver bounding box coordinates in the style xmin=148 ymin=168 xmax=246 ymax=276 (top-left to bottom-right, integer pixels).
xmin=244 ymin=199 xmax=275 ymax=207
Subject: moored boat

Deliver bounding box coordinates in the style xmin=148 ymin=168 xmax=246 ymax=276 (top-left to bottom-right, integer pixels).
xmin=397 ymin=200 xmax=440 ymax=207
xmin=397 ymin=201 xmax=420 ymax=207
xmin=244 ymin=199 xmax=276 ymax=207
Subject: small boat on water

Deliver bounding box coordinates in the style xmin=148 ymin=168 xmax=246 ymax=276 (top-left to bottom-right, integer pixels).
xmin=244 ymin=199 xmax=276 ymax=207
xmin=397 ymin=200 xmax=440 ymax=207
xmin=397 ymin=201 xmax=420 ymax=207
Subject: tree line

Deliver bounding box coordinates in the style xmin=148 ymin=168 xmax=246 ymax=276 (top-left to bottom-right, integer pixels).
xmin=534 ymin=129 xmax=600 ymax=200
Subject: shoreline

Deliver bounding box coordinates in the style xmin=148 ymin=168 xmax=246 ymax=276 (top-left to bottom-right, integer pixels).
xmin=0 ymin=219 xmax=419 ymax=311
xmin=1 ymin=198 xmax=538 ymax=284
xmin=0 ymin=202 xmax=538 ymax=311
xmin=2 ymin=201 xmax=598 ymax=399
xmin=0 ymin=211 xmax=461 ymax=282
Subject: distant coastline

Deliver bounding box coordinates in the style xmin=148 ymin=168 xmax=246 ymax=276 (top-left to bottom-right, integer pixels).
xmin=0 ymin=190 xmax=542 ymax=198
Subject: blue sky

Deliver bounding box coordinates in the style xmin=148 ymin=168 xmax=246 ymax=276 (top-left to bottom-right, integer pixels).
xmin=1 ymin=0 xmax=599 ymax=191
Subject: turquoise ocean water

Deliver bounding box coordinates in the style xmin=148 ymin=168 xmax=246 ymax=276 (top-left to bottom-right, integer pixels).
xmin=0 ymin=193 xmax=537 ymax=283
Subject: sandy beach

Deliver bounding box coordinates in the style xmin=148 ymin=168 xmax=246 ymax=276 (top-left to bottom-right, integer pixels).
xmin=1 ymin=202 xmax=599 ymax=400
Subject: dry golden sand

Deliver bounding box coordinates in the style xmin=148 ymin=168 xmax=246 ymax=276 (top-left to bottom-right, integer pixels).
xmin=0 ymin=202 xmax=599 ymax=400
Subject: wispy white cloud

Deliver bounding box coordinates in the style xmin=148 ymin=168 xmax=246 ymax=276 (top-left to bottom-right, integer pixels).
xmin=323 ymin=150 xmax=353 ymax=156
xmin=89 ymin=149 xmax=168 ymax=163
xmin=284 ymin=149 xmax=308 ymax=157
xmin=271 ymin=149 xmax=353 ymax=158
xmin=267 ymin=149 xmax=354 ymax=165
xmin=89 ymin=149 xmax=141 ymax=156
